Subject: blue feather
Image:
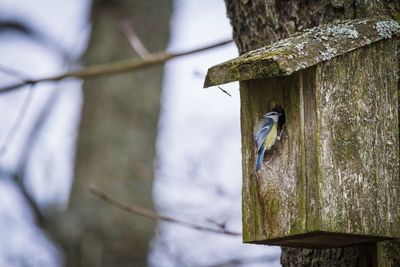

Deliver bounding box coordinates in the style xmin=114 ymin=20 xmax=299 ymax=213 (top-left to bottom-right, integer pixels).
xmin=255 ymin=144 xmax=266 ymax=171
xmin=254 ymin=118 xmax=273 ymax=151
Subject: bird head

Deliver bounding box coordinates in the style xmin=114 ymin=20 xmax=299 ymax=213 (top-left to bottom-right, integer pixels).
xmin=263 ymin=111 xmax=280 ymax=122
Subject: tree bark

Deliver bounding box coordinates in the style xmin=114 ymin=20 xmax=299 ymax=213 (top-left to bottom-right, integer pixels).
xmin=224 ymin=0 xmax=400 ymax=265
xmin=46 ymin=0 xmax=171 ymax=266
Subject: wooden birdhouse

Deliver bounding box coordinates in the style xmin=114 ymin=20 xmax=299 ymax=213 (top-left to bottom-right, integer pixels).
xmin=204 ymin=17 xmax=400 ymax=248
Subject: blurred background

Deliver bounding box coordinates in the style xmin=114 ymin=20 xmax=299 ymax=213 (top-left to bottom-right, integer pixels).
xmin=0 ymin=0 xmax=280 ymax=266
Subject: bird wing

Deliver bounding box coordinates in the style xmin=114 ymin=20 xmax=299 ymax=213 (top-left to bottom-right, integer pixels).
xmin=253 ymin=118 xmax=273 ymax=151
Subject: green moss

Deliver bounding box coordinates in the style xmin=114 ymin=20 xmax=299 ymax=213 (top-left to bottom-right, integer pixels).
xmin=265 ymin=196 xmax=282 ymax=238
xmin=254 ymin=61 xmax=282 ymax=78
xmin=242 ymin=184 xmax=249 ymax=241
xmin=269 ymin=199 xmax=281 ymax=217
xmin=299 ymin=78 xmax=307 ymax=236
xmin=251 ymin=178 xmax=262 ymax=239
xmin=227 ymin=62 xmax=242 ymax=81
xmin=243 ymin=174 xmax=264 ymax=242
xmin=252 ymin=49 xmax=281 ymax=60
xmin=226 ymin=56 xmax=284 ymax=83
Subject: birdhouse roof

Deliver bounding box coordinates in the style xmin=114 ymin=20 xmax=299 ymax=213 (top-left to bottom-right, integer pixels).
xmin=204 ymin=17 xmax=400 ymax=88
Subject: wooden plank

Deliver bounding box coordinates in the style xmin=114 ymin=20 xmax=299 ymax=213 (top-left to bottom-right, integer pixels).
xmin=312 ymin=38 xmax=400 ymax=238
xmin=241 ymin=73 xmax=306 ymax=243
xmin=204 ymin=17 xmax=400 ymax=88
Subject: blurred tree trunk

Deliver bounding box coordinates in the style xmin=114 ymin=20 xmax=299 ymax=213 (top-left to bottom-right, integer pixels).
xmin=224 ymin=0 xmax=400 ymax=265
xmin=46 ymin=0 xmax=171 ymax=266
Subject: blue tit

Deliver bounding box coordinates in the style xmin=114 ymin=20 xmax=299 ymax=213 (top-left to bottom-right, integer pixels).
xmin=253 ymin=111 xmax=281 ymax=171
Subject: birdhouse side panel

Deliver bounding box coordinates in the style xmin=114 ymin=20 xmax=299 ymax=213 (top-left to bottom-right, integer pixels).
xmin=241 ymin=74 xmax=307 ymax=243
xmin=312 ymin=39 xmax=400 ymax=237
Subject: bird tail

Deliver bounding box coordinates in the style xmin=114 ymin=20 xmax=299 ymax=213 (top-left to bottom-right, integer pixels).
xmin=255 ymin=144 xmax=266 ymax=171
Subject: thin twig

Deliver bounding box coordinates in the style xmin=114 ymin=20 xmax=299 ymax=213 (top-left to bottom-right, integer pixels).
xmin=0 ymin=85 xmax=33 ymax=156
xmin=0 ymin=65 xmax=33 ymax=156
xmin=0 ymin=39 xmax=233 ymax=94
xmin=206 ymin=218 xmax=226 ymax=229
xmin=14 ymin=86 xmax=62 ymax=227
xmin=0 ymin=65 xmax=30 ymax=80
xmin=217 ymin=86 xmax=232 ymax=97
xmin=89 ymin=184 xmax=240 ymax=236
xmin=120 ymin=19 xmax=150 ymax=58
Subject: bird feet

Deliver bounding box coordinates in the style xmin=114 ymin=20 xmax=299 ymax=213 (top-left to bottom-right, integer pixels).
xmin=276 ymin=124 xmax=286 ymax=141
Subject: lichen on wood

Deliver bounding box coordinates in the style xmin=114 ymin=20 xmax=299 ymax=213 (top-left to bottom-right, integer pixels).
xmin=240 ymin=31 xmax=399 ymax=248
xmin=312 ymin=39 xmax=399 ymax=238
xmin=241 ymin=74 xmax=307 ymax=244
xmin=204 ymin=17 xmax=400 ymax=88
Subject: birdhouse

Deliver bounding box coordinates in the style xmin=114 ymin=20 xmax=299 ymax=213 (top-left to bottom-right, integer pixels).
xmin=204 ymin=17 xmax=400 ymax=248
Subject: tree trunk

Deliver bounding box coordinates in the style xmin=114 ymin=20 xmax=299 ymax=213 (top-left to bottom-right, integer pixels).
xmin=46 ymin=0 xmax=171 ymax=266
xmin=223 ymin=0 xmax=400 ymax=265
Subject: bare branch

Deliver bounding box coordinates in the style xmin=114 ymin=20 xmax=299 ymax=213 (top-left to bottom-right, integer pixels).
xmin=0 ymin=39 xmax=233 ymax=94
xmin=89 ymin=184 xmax=240 ymax=236
xmin=120 ymin=19 xmax=150 ymax=58
xmin=206 ymin=218 xmax=226 ymax=229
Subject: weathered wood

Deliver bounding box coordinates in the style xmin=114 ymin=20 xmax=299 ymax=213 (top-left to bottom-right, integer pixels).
xmin=201 ymin=17 xmax=400 ymax=248
xmin=240 ymin=73 xmax=306 ymax=244
xmin=240 ymin=38 xmax=400 ymax=248
xmin=204 ymin=17 xmax=400 ymax=88
xmin=311 ymin=39 xmax=399 ymax=240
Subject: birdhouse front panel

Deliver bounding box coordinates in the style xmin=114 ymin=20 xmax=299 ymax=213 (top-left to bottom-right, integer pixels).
xmin=240 ymin=73 xmax=307 ymax=244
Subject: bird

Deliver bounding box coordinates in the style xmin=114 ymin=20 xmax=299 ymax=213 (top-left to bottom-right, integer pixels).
xmin=253 ymin=111 xmax=283 ymax=171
